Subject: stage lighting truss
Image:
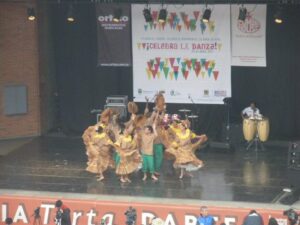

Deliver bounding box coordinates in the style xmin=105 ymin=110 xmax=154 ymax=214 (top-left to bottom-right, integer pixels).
xmin=238 ymin=5 xmax=247 ymax=22
xmin=238 ymin=5 xmax=257 ymax=22
xmin=67 ymin=4 xmax=75 ymax=22
xmin=158 ymin=5 xmax=167 ymax=23
xmin=27 ymin=7 xmax=36 ymax=21
xmin=113 ymin=7 xmax=122 ymax=22
xmin=143 ymin=6 xmax=152 ymax=22
xmin=274 ymin=5 xmax=283 ymax=24
xmin=201 ymin=5 xmax=214 ymax=23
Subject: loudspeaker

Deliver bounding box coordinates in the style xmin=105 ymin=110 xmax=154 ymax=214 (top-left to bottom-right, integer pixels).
xmin=288 ymin=142 xmax=300 ymax=170
xmin=104 ymin=104 xmax=127 ymax=121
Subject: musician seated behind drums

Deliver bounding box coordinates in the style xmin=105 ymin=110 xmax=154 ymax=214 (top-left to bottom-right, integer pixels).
xmin=241 ymin=102 xmax=262 ymax=119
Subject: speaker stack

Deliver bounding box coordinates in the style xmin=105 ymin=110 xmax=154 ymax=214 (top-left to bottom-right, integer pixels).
xmin=104 ymin=95 xmax=128 ymax=121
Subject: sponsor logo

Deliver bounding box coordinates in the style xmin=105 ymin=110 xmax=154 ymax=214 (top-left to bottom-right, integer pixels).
xmin=203 ymin=90 xmax=209 ymax=97
xmin=98 ymin=14 xmax=129 ymax=30
xmin=98 ymin=15 xmax=129 ymax=23
xmin=214 ymin=90 xmax=227 ymax=97
xmin=170 ymin=90 xmax=181 ymax=96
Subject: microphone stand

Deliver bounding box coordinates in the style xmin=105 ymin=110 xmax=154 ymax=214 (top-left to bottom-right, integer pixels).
xmin=188 ymin=95 xmax=199 ymax=132
xmin=223 ymin=98 xmax=234 ymax=150
xmin=225 ymin=102 xmax=230 ymax=142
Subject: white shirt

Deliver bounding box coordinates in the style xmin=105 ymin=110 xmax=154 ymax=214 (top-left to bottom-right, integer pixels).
xmin=242 ymin=107 xmax=261 ymax=118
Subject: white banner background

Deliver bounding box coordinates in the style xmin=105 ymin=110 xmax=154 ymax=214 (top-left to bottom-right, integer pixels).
xmin=132 ymin=4 xmax=231 ymax=104
xmin=231 ymin=4 xmax=267 ymax=67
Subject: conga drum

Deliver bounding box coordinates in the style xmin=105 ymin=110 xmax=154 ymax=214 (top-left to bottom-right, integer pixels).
xmin=257 ymin=118 xmax=270 ymax=142
xmin=243 ymin=118 xmax=256 ymax=141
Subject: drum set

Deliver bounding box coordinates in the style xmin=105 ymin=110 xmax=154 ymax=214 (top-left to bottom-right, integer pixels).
xmin=162 ymin=109 xmax=198 ymax=131
xmin=243 ymin=116 xmax=270 ymax=151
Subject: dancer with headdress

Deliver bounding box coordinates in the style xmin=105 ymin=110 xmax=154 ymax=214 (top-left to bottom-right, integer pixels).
xmin=82 ymin=124 xmax=98 ymax=170
xmin=83 ymin=108 xmax=115 ymax=177
xmin=114 ymin=126 xmax=141 ymax=183
xmin=91 ymin=126 xmax=115 ymax=181
xmin=165 ymin=120 xmax=205 ymax=179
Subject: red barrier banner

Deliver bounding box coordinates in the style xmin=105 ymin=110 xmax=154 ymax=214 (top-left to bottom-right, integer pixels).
xmin=0 ymin=195 xmax=290 ymax=225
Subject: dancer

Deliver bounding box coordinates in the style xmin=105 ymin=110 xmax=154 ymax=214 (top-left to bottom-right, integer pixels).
xmin=92 ymin=126 xmax=115 ymax=181
xmin=166 ymin=121 xmax=204 ymax=179
xmin=140 ymin=119 xmax=159 ymax=181
xmin=115 ymin=126 xmax=141 ymax=183
xmin=82 ymin=108 xmax=113 ymax=169
xmin=82 ymin=124 xmax=98 ymax=169
xmin=85 ymin=125 xmax=104 ymax=175
xmin=152 ymin=111 xmax=165 ymax=176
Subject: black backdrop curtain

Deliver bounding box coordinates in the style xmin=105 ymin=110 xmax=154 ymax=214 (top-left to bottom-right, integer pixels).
xmin=50 ymin=4 xmax=300 ymax=139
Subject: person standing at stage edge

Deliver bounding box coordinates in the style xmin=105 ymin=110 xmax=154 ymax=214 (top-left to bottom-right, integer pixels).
xmin=54 ymin=200 xmax=71 ymax=225
xmin=242 ymin=210 xmax=263 ymax=225
xmin=197 ymin=206 xmax=215 ymax=225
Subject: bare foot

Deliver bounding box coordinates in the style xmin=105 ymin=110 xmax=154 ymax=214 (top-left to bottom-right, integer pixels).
xmin=186 ymin=172 xmax=193 ymax=177
xmin=142 ymin=175 xmax=147 ymax=181
xmin=179 ymin=174 xmax=184 ymax=179
xmin=125 ymin=177 xmax=131 ymax=183
xmin=97 ymin=176 xmax=104 ymax=181
xmin=151 ymin=175 xmax=158 ymax=181
xmin=120 ymin=178 xmax=126 ymax=183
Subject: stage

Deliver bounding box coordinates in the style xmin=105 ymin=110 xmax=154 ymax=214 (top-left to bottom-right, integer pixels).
xmin=0 ymin=136 xmax=298 ymax=203
xmin=1 ymin=136 xmax=300 ymax=224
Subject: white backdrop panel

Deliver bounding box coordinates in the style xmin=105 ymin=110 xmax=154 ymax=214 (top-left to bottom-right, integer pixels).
xmin=231 ymin=4 xmax=267 ymax=67
xmin=132 ymin=4 xmax=231 ymax=104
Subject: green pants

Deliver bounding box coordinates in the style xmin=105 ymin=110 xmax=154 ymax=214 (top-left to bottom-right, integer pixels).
xmin=114 ymin=152 xmax=120 ymax=166
xmin=142 ymin=154 xmax=154 ymax=173
xmin=154 ymin=144 xmax=164 ymax=172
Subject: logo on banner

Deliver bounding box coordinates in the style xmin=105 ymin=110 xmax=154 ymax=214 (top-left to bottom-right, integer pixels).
xmin=143 ymin=10 xmax=215 ymax=34
xmin=214 ymin=90 xmax=227 ymax=97
xmin=145 ymin=57 xmax=219 ymax=81
xmin=98 ymin=15 xmax=129 ymax=30
xmin=170 ymin=90 xmax=181 ymax=96
xmin=203 ymin=90 xmax=210 ymax=97
xmin=237 ymin=13 xmax=261 ymax=33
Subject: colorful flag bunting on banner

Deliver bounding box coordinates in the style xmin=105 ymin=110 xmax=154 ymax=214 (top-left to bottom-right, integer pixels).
xmin=145 ymin=57 xmax=219 ymax=81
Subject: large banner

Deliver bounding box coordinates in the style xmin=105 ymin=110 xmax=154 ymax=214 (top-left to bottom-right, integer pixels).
xmin=231 ymin=4 xmax=267 ymax=67
xmin=132 ymin=4 xmax=231 ymax=104
xmin=0 ymin=195 xmax=291 ymax=225
xmin=96 ymin=4 xmax=131 ymax=66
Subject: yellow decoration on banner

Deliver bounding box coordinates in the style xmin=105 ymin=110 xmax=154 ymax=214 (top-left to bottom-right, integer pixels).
xmin=157 ymin=71 xmax=161 ymax=79
xmin=170 ymin=71 xmax=174 ymax=80
xmin=208 ymin=21 xmax=215 ymax=33
xmin=165 ymin=58 xmax=169 ymax=65
xmin=201 ymin=71 xmax=206 ymax=78
xmin=146 ymin=69 xmax=152 ymax=80
xmin=137 ymin=43 xmax=141 ymax=50
xmin=217 ymin=43 xmax=222 ymax=51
